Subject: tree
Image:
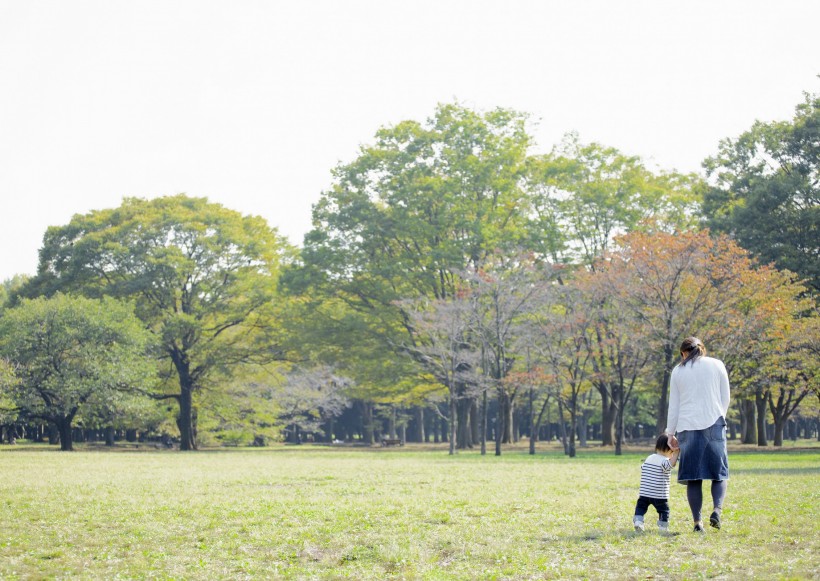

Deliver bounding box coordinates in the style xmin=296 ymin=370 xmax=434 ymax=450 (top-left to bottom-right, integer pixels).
xmin=578 ymin=267 xmax=652 ymax=454
xmin=525 ymin=137 xmax=703 ymax=444
xmin=0 ymin=357 xmax=18 ymax=442
xmin=20 ymin=195 xmax=288 ymax=450
xmin=466 ymin=253 xmax=558 ymax=454
xmin=526 ymin=134 xmax=703 ymax=268
xmin=758 ymin=304 xmax=819 ymax=446
xmin=704 ymin=90 xmax=820 ymax=294
xmin=597 ymin=229 xmax=790 ymax=434
xmin=699 ymin=261 xmax=813 ymax=446
xmin=276 ymin=366 xmax=352 ymax=444
xmin=527 ymin=282 xmax=595 ymax=458
xmin=402 ymin=293 xmax=482 ymax=455
xmin=0 ymin=294 xmax=155 ymax=451
xmin=285 ymin=103 xmax=535 ymax=436
xmin=1 ymin=276 xmax=28 ymax=312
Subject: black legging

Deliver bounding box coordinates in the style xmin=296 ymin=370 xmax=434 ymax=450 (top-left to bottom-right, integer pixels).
xmin=686 ymin=479 xmax=728 ymax=522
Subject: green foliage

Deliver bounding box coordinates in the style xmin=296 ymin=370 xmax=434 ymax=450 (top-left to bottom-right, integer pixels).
xmin=0 ymin=275 xmax=28 ymax=313
xmin=290 ymin=103 xmax=534 ymax=404
xmin=299 ymin=102 xmax=532 ymax=303
xmin=0 ymin=358 xmax=17 ymax=425
xmin=196 ymin=374 xmax=283 ymax=446
xmin=526 ymin=134 xmax=703 ymax=266
xmin=20 ymin=194 xmax=290 ymax=449
xmin=0 ymin=294 xmax=155 ymax=447
xmin=704 ymin=91 xmax=820 ymax=293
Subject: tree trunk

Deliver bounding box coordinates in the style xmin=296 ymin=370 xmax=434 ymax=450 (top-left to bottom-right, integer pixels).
xmin=324 ymin=417 xmax=334 ymax=443
xmin=773 ymin=419 xmax=785 ymax=447
xmin=177 ymin=384 xmax=196 ymax=450
xmin=578 ymin=410 xmax=589 ymax=448
xmin=599 ymin=388 xmax=615 ymax=446
xmin=768 ymin=386 xmax=809 ymax=448
xmin=361 ymin=401 xmax=374 ymax=445
xmin=742 ymin=399 xmax=756 ymax=444
xmin=656 ymin=341 xmax=674 ymax=435
xmin=615 ymin=390 xmax=626 ymax=456
xmin=47 ymin=424 xmax=60 ymax=445
xmin=480 ymin=389 xmax=488 ymax=456
xmin=456 ymin=395 xmax=472 ymax=449
xmin=104 ymin=426 xmax=115 ymax=446
xmin=415 ymin=407 xmax=425 ymax=443
xmin=388 ymin=407 xmax=396 ymax=440
xmin=529 ymin=387 xmax=536 ymax=455
xmin=755 ymin=389 xmax=768 ymax=447
xmin=448 ymin=395 xmax=457 ymax=456
xmin=504 ymin=393 xmax=514 ymax=444
xmin=470 ymin=399 xmax=480 ymax=445
xmin=770 ymin=390 xmax=787 ymax=448
xmin=495 ymin=389 xmax=504 ymax=456
xmin=55 ymin=417 xmax=74 ymax=452
xmin=170 ymin=348 xmax=198 ymax=451
xmin=557 ymin=399 xmax=569 ymax=455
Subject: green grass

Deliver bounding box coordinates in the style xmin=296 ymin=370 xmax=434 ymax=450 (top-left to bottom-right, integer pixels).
xmin=1 ymin=441 xmax=818 ymax=580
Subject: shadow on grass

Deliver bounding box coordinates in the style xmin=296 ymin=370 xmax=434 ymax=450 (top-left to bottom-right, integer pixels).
xmin=730 ymin=466 xmax=820 ymax=475
xmin=541 ymin=530 xmax=682 ymax=544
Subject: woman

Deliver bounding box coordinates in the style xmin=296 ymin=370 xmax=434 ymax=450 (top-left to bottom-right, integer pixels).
xmin=665 ymin=337 xmax=730 ymax=532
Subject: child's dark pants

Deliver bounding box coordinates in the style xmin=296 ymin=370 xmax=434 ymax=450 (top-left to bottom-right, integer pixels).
xmin=634 ymin=496 xmax=670 ymax=523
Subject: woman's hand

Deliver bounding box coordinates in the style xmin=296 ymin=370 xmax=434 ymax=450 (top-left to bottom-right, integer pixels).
xmin=669 ymin=434 xmax=679 ymax=450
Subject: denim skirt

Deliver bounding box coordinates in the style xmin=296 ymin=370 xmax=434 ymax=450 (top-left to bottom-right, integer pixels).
xmin=677 ymin=417 xmax=729 ymax=482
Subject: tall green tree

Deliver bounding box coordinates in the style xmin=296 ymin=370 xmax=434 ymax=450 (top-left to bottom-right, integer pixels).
xmin=291 ymin=103 xmax=532 ymax=408
xmin=1 ymin=276 xmax=28 ymax=312
xmin=20 ymin=195 xmax=289 ymax=450
xmin=704 ymin=90 xmax=819 ymax=294
xmin=0 ymin=294 xmax=154 ymax=450
xmin=526 ymin=134 xmax=703 ymax=268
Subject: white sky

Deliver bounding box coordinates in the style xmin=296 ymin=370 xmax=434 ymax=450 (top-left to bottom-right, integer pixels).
xmin=1 ymin=1 xmax=818 ymax=282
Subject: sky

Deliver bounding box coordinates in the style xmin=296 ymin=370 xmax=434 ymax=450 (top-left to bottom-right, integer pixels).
xmin=1 ymin=1 xmax=818 ymax=282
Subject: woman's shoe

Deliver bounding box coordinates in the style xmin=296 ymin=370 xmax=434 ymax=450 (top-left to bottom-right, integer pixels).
xmin=709 ymin=511 xmax=721 ymax=529
xmin=694 ymin=523 xmax=705 ymax=533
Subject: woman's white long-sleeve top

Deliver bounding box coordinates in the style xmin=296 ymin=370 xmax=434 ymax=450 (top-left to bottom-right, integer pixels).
xmin=665 ymin=356 xmax=730 ymax=434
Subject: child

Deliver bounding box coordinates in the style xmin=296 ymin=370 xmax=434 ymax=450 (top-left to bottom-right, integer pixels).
xmin=633 ymin=434 xmax=680 ymax=532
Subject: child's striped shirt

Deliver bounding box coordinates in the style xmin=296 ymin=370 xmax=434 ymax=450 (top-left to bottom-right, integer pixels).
xmin=638 ymin=453 xmax=673 ymax=499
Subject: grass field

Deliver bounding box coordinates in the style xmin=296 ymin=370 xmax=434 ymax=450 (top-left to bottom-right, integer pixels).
xmin=1 ymin=441 xmax=818 ymax=580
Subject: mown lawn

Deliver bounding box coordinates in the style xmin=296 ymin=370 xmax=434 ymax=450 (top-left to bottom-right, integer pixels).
xmin=1 ymin=441 xmax=817 ymax=580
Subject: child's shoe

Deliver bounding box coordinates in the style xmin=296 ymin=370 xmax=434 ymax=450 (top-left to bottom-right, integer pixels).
xmin=658 ymin=521 xmax=669 ymax=534
xmin=633 ymin=517 xmax=645 ymax=532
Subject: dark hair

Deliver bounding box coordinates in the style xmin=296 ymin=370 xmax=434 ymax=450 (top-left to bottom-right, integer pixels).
xmin=655 ymin=434 xmax=672 ymax=453
xmin=679 ymin=336 xmax=706 ymax=367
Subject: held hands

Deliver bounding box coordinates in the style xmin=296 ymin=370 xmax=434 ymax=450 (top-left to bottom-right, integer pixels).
xmin=669 ymin=434 xmax=680 ymax=451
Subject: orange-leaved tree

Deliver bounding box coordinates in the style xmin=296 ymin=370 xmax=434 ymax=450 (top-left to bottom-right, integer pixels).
xmin=595 ymin=229 xmax=794 ymax=434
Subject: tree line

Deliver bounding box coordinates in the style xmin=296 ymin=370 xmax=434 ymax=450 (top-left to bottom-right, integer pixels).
xmin=1 ymin=92 xmax=818 ymax=453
